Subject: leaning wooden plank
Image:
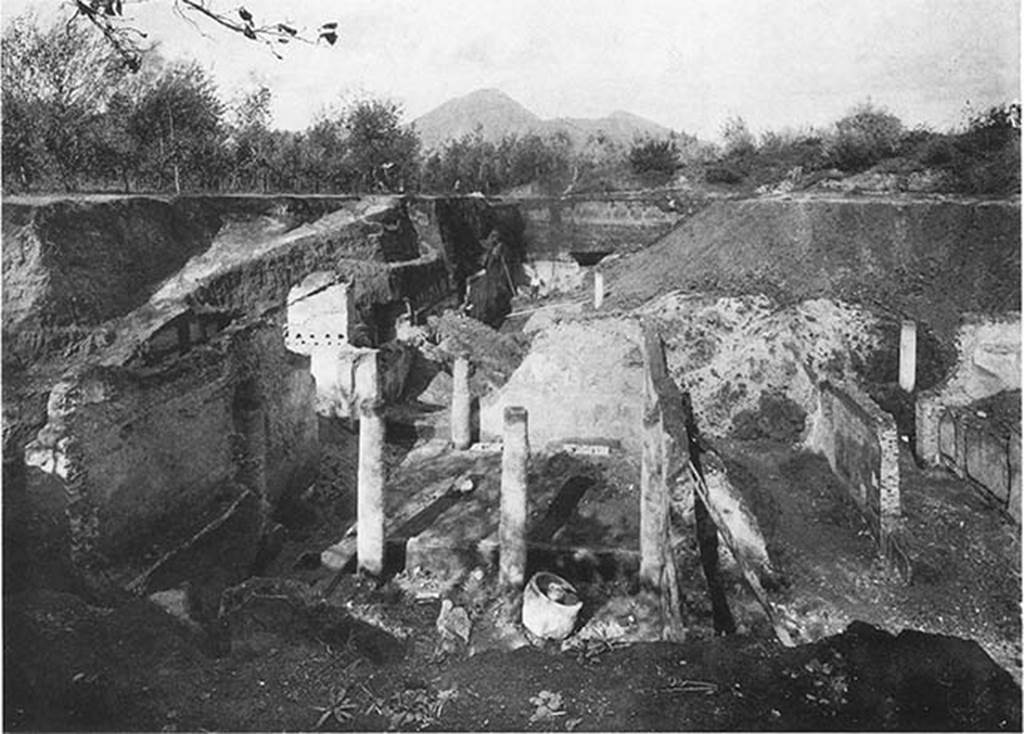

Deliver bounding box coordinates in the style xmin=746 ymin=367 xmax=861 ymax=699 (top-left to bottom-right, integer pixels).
xmin=689 ymin=462 xmax=798 ymax=647
xmin=128 ymin=488 xmax=255 ymax=595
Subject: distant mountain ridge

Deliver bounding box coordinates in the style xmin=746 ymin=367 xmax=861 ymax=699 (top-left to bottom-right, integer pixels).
xmin=412 ymin=88 xmax=674 ymax=150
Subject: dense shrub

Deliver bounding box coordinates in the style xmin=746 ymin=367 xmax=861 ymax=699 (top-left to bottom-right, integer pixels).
xmin=827 ymin=102 xmax=904 ymax=171
xmin=722 ymin=116 xmax=757 ymax=158
xmin=704 ymin=163 xmax=748 ymax=184
xmin=628 ymin=137 xmax=679 ymax=176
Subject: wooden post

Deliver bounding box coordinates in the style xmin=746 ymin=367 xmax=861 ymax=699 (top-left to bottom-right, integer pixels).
xmin=639 ymin=329 xmax=668 ymax=591
xmin=357 ymin=399 xmax=385 ymax=576
xmin=451 ymin=355 xmax=472 ymax=450
xmin=640 ymin=408 xmax=668 ymax=589
xmin=639 ymin=324 xmax=688 ymax=641
xmin=593 ymin=271 xmax=605 ymax=310
xmin=499 ymin=406 xmax=529 ymax=589
xmin=899 ymin=319 xmax=917 ymax=392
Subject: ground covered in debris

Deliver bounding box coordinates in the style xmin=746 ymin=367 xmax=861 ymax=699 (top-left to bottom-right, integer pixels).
xmin=716 ymin=439 xmax=1022 ymax=676
xmin=5 ymin=408 xmax=1021 ymax=732
xmin=5 ymin=577 xmax=1020 ymax=732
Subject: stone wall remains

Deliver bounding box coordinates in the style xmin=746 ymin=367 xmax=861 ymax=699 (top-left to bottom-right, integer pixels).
xmin=23 ymin=320 xmax=318 ymax=565
xmin=935 ymin=394 xmax=1021 ymax=523
xmin=916 ymin=313 xmax=1021 ymax=466
xmin=804 ymin=375 xmax=907 ymax=576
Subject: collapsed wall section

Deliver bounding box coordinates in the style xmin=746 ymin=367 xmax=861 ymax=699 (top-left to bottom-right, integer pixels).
xmin=184 ymin=198 xmax=418 ymax=315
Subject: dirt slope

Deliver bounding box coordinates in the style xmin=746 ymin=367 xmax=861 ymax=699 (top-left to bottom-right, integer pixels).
xmin=605 ymin=196 xmax=1020 ymax=342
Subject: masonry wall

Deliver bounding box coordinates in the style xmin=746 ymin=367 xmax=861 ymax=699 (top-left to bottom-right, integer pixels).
xmin=386 ymin=253 xmax=452 ymax=315
xmin=916 ymin=313 xmax=1021 ymax=466
xmin=479 ymin=318 xmax=645 ymax=452
xmin=936 ymin=396 xmax=1021 ymax=523
xmin=24 ymin=321 xmax=318 ymax=563
xmin=805 ymin=378 xmax=905 ymax=572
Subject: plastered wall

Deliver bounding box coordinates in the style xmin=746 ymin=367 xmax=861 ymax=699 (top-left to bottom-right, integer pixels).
xmin=805 ymin=378 xmax=906 ymax=575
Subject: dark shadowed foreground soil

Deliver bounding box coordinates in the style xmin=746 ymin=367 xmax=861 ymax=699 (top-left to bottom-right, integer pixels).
xmin=5 ymin=568 xmax=1021 ymax=732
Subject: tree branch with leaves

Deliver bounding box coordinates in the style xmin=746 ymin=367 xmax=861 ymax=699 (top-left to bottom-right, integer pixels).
xmin=67 ymin=0 xmax=338 ymax=71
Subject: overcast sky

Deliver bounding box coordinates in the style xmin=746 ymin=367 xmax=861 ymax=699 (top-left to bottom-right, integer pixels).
xmin=4 ymin=0 xmax=1020 ymax=139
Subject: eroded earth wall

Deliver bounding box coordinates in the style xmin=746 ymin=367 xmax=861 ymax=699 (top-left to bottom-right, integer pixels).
xmin=511 ymin=190 xmax=711 ymax=258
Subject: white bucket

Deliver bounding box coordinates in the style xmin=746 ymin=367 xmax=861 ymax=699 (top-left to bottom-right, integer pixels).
xmin=521 ymin=572 xmax=583 ymax=640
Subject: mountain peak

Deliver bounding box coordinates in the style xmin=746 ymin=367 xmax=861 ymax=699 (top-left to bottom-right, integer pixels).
xmin=413 ymin=88 xmax=672 ymax=151
xmin=412 ymin=88 xmax=540 ymax=149
xmin=461 ymin=88 xmax=519 ymax=103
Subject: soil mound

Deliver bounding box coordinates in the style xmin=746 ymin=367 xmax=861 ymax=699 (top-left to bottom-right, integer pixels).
xmin=606 ymin=197 xmax=1020 ymax=342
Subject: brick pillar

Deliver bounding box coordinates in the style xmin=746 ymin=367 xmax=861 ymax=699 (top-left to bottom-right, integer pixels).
xmin=499 ymin=406 xmax=529 ymax=589
xmin=451 ymin=355 xmax=472 ymax=450
xmin=357 ymin=398 xmax=386 ymax=576
xmin=899 ymin=319 xmax=917 ymax=392
xmin=877 ymin=419 xmax=901 ymax=539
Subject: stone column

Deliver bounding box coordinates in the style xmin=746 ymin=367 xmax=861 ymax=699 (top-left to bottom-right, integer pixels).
xmin=451 ymin=355 xmax=472 ymax=450
xmin=499 ymin=406 xmax=529 ymax=589
xmin=593 ymin=271 xmax=605 ymax=310
xmin=357 ymin=398 xmax=386 ymax=576
xmin=354 ymin=350 xmax=380 ymax=408
xmin=899 ymin=319 xmax=917 ymax=393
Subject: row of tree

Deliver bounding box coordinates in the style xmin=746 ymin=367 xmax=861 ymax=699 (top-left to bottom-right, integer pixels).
xmin=2 ymin=12 xmax=1018 ymax=196
xmin=1 ymin=13 xmax=420 ymax=194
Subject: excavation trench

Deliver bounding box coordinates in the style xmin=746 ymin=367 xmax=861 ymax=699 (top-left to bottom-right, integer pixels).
xmin=4 ymin=193 xmax=1020 ymax=731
